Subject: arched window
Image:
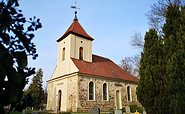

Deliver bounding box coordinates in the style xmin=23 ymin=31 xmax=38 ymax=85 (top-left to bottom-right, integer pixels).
xmin=62 ymin=48 xmax=65 ymax=60
xmin=103 ymin=83 xmax=107 ymax=100
xmin=127 ymin=86 xmax=131 ymax=101
xmin=79 ymin=47 xmax=83 ymax=60
xmin=89 ymin=81 xmax=94 ymax=100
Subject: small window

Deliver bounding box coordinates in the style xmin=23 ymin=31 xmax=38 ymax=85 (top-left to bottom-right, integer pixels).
xmin=79 ymin=47 xmax=83 ymax=60
xmin=103 ymin=83 xmax=107 ymax=100
xmin=127 ymin=86 xmax=131 ymax=101
xmin=62 ymin=48 xmax=65 ymax=60
xmin=89 ymin=82 xmax=94 ymax=100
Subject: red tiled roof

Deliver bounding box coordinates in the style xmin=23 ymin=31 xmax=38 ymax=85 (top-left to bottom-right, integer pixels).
xmin=57 ymin=20 xmax=94 ymax=42
xmin=71 ymin=55 xmax=139 ymax=82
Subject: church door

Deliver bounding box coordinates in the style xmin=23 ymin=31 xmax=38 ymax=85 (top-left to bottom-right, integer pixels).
xmin=116 ymin=90 xmax=121 ymax=109
xmin=58 ymin=90 xmax=62 ymax=111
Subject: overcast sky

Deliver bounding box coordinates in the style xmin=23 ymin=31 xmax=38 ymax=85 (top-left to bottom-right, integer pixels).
xmin=19 ymin=0 xmax=158 ymax=89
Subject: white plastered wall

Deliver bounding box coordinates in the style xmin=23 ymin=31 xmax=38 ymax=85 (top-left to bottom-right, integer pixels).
xmin=51 ymin=34 xmax=92 ymax=79
xmin=51 ymin=34 xmax=79 ymax=79
xmin=70 ymin=34 xmax=92 ymax=62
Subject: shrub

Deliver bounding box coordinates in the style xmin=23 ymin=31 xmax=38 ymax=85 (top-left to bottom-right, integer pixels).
xmin=122 ymin=107 xmax=125 ymax=112
xmin=129 ymin=104 xmax=143 ymax=113
xmin=60 ymin=112 xmax=71 ymax=114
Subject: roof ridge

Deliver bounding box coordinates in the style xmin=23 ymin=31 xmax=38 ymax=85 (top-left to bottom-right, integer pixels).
xmin=92 ymin=54 xmax=110 ymax=60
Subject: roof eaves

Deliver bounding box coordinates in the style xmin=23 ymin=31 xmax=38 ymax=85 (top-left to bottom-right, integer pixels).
xmin=57 ymin=31 xmax=94 ymax=42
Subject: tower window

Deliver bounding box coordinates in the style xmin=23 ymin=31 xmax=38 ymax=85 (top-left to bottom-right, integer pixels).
xmin=89 ymin=81 xmax=94 ymax=100
xmin=79 ymin=47 xmax=83 ymax=60
xmin=103 ymin=83 xmax=107 ymax=100
xmin=62 ymin=48 xmax=65 ymax=61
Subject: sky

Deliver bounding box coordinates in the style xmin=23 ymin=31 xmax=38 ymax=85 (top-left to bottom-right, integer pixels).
xmin=18 ymin=0 xmax=158 ymax=89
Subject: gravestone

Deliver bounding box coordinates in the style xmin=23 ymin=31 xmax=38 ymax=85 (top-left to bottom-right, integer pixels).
xmin=90 ymin=106 xmax=100 ymax=114
xmin=22 ymin=109 xmax=26 ymax=114
xmin=143 ymin=111 xmax=147 ymax=114
xmin=32 ymin=111 xmax=38 ymax=114
xmin=125 ymin=106 xmax=130 ymax=113
xmin=114 ymin=110 xmax=122 ymax=114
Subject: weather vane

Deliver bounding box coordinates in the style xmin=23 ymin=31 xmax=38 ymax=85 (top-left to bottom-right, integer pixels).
xmin=71 ymin=1 xmax=80 ymax=21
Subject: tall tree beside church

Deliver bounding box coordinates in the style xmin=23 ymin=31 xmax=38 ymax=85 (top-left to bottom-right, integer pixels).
xmin=163 ymin=3 xmax=185 ymax=113
xmin=24 ymin=68 xmax=44 ymax=109
xmin=137 ymin=29 xmax=168 ymax=113
xmin=0 ymin=0 xmax=41 ymax=113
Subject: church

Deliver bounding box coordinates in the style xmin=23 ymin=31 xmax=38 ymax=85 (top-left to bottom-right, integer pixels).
xmin=46 ymin=12 xmax=140 ymax=112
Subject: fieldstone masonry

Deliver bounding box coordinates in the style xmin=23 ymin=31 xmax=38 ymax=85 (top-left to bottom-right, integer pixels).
xmin=77 ymin=75 xmax=140 ymax=112
xmin=47 ymin=75 xmax=141 ymax=112
xmin=90 ymin=106 xmax=100 ymax=114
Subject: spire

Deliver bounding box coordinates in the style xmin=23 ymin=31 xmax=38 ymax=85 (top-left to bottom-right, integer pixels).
xmin=74 ymin=11 xmax=78 ymax=21
xmin=71 ymin=1 xmax=80 ymax=21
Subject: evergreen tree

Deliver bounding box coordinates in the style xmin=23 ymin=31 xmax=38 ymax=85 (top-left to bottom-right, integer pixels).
xmin=24 ymin=68 xmax=44 ymax=109
xmin=137 ymin=29 xmax=168 ymax=114
xmin=163 ymin=3 xmax=185 ymax=113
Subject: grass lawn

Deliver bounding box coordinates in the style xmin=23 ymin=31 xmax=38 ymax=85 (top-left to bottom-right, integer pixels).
xmin=7 ymin=110 xmax=114 ymax=114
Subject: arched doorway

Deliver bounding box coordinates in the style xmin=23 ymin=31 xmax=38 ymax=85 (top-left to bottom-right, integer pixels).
xmin=58 ymin=90 xmax=62 ymax=111
xmin=116 ymin=90 xmax=121 ymax=109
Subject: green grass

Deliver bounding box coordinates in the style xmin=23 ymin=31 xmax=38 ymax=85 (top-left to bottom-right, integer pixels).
xmin=7 ymin=110 xmax=113 ymax=114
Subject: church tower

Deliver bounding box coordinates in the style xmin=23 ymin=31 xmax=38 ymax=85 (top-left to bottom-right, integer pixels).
xmin=51 ymin=11 xmax=94 ymax=79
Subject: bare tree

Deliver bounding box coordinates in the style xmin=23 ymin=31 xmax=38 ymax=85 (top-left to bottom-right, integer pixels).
xmin=120 ymin=56 xmax=141 ymax=77
xmin=147 ymin=0 xmax=184 ymax=33
xmin=130 ymin=32 xmax=144 ymax=50
xmin=120 ymin=57 xmax=133 ymax=74
xmin=132 ymin=55 xmax=141 ymax=77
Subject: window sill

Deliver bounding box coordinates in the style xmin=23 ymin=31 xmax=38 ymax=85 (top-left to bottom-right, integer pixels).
xmin=88 ymin=100 xmax=96 ymax=102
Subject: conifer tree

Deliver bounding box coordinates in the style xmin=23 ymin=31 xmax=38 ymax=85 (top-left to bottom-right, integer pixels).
xmin=163 ymin=3 xmax=185 ymax=113
xmin=136 ymin=29 xmax=168 ymax=113
xmin=24 ymin=68 xmax=44 ymax=109
xmin=137 ymin=1 xmax=185 ymax=114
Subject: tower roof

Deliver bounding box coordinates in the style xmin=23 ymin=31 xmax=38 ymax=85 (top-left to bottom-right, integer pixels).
xmin=57 ymin=20 xmax=94 ymax=42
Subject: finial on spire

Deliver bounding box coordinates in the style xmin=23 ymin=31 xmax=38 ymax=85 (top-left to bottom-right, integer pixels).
xmin=71 ymin=1 xmax=80 ymax=21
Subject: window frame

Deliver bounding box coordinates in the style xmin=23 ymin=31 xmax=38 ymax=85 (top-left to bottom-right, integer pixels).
xmin=127 ymin=86 xmax=132 ymax=101
xmin=88 ymin=81 xmax=95 ymax=101
xmin=102 ymin=83 xmax=108 ymax=101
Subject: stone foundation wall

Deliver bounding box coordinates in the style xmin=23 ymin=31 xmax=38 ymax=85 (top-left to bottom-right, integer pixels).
xmin=77 ymin=76 xmax=140 ymax=112
xmin=46 ymin=82 xmax=54 ymax=110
